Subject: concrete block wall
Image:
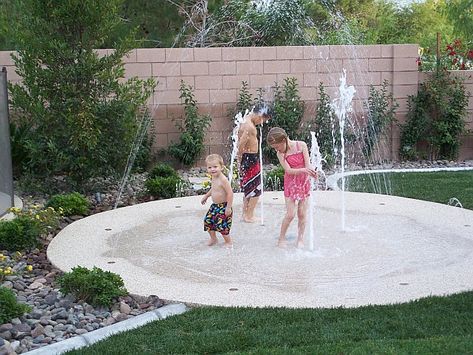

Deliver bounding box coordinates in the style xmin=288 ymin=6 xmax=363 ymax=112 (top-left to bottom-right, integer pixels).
xmin=1 ymin=45 xmax=472 ymax=163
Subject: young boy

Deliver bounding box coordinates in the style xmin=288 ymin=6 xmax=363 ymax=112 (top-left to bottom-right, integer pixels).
xmin=201 ymin=154 xmax=233 ymax=247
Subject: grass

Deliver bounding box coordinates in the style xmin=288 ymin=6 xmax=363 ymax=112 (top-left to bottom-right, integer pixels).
xmin=68 ymin=170 xmax=473 ymax=354
xmin=344 ymin=170 xmax=473 ymax=210
xmin=68 ymin=293 xmax=473 ymax=354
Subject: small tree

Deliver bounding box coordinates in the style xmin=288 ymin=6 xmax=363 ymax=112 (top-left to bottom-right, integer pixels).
xmin=236 ymin=81 xmax=253 ymax=116
xmin=168 ymin=80 xmax=211 ymax=166
xmin=8 ymin=0 xmax=156 ymax=187
xmin=313 ymin=82 xmax=340 ymax=168
xmin=362 ymin=80 xmax=398 ymax=160
xmin=264 ymin=77 xmax=305 ymax=163
xmin=400 ymin=69 xmax=469 ymax=160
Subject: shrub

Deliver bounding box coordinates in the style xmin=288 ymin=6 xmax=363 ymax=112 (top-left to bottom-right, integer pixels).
xmin=0 ymin=286 xmax=31 ymax=324
xmin=313 ymin=82 xmax=340 ymax=169
xmin=145 ymin=176 xmax=181 ymax=199
xmin=264 ymin=166 xmax=285 ymax=191
xmin=57 ymin=266 xmax=127 ymax=307
xmin=7 ymin=0 xmax=156 ymax=186
xmin=0 ymin=216 xmax=42 ymax=251
xmin=234 ymin=81 xmax=254 ymax=117
xmin=264 ymin=77 xmax=305 ymax=164
xmin=149 ymin=163 xmax=179 ymax=179
xmin=362 ymin=80 xmax=398 ymax=160
xmin=168 ymin=81 xmax=211 ymax=166
xmin=46 ymin=192 xmax=90 ymax=217
xmin=399 ymin=69 xmax=468 ymax=160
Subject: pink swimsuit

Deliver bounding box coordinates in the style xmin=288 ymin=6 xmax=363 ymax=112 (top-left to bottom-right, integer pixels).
xmin=284 ymin=141 xmax=311 ymax=201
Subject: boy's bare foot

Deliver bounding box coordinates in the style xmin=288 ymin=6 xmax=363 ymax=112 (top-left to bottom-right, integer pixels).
xmin=207 ymin=238 xmax=218 ymax=246
xmin=296 ymin=239 xmax=304 ymax=248
xmin=223 ymin=235 xmax=233 ymax=248
xmin=243 ymin=216 xmax=258 ymax=223
xmin=277 ymin=239 xmax=287 ymax=248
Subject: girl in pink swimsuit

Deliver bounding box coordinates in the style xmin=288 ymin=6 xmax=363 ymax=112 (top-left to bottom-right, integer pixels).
xmin=267 ymin=127 xmax=318 ymax=248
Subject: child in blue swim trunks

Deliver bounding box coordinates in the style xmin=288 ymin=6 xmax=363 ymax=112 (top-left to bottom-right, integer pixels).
xmin=201 ymin=154 xmax=233 ymax=247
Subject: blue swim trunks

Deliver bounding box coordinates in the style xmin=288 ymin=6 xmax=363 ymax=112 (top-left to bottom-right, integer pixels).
xmin=204 ymin=202 xmax=232 ymax=235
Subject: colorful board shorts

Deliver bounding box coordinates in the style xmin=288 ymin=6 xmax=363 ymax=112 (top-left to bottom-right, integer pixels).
xmin=240 ymin=153 xmax=262 ymax=199
xmin=204 ymin=202 xmax=232 ymax=235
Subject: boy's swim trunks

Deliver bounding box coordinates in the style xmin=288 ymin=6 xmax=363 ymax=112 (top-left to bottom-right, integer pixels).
xmin=240 ymin=153 xmax=262 ymax=198
xmin=204 ymin=202 xmax=232 ymax=235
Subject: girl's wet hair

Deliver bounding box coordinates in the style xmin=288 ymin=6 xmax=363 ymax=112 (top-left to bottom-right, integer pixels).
xmin=267 ymin=127 xmax=289 ymax=153
xmin=205 ymin=153 xmax=224 ymax=166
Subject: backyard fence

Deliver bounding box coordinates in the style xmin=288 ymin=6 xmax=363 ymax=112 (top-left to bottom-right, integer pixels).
xmin=0 ymin=67 xmax=14 ymax=217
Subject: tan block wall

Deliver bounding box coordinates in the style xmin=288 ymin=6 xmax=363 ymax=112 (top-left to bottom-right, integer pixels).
xmin=2 ymin=45 xmax=473 ymax=163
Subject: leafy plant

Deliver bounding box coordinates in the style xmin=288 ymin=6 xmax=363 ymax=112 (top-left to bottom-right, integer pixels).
xmin=0 ymin=216 xmax=41 ymax=251
xmin=264 ymin=166 xmax=285 ymax=191
xmin=236 ymin=81 xmax=253 ymax=116
xmin=419 ymin=38 xmax=473 ymax=71
xmin=362 ymin=80 xmax=398 ymax=160
xmin=149 ymin=163 xmax=179 ymax=179
xmin=185 ymin=0 xmax=310 ymax=47
xmin=168 ymin=81 xmax=211 ymax=166
xmin=57 ymin=266 xmax=127 ymax=307
xmin=313 ymin=82 xmax=340 ymax=169
xmin=46 ymin=192 xmax=90 ymax=217
xmin=0 ymin=205 xmax=62 ymax=251
xmin=264 ymin=77 xmax=305 ymax=163
xmin=400 ymin=69 xmax=469 ymax=160
xmin=145 ymin=176 xmax=181 ymax=199
xmin=132 ymin=114 xmax=155 ymax=174
xmin=0 ymin=286 xmax=31 ymax=324
xmin=7 ymin=0 xmax=156 ymax=188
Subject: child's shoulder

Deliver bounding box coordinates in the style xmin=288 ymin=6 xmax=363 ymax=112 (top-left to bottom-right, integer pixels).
xmin=297 ymin=140 xmax=308 ymax=149
xmin=215 ymin=172 xmax=229 ymax=183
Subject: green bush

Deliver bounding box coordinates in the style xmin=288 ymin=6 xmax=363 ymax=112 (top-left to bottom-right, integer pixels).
xmin=168 ymin=81 xmax=211 ymax=166
xmin=145 ymin=176 xmax=181 ymax=199
xmin=7 ymin=0 xmax=156 ymax=186
xmin=264 ymin=77 xmax=305 ymax=164
xmin=400 ymin=69 xmax=468 ymax=160
xmin=264 ymin=166 xmax=285 ymax=191
xmin=0 ymin=216 xmax=41 ymax=251
xmin=46 ymin=192 xmax=90 ymax=217
xmin=149 ymin=163 xmax=179 ymax=179
xmin=0 ymin=286 xmax=31 ymax=324
xmin=57 ymin=266 xmax=127 ymax=307
xmin=362 ymin=80 xmax=398 ymax=160
xmin=313 ymin=82 xmax=340 ymax=169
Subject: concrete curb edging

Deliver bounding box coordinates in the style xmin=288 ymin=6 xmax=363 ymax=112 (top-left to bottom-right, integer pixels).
xmin=326 ymin=166 xmax=473 ymax=191
xmin=23 ymin=303 xmax=188 ymax=355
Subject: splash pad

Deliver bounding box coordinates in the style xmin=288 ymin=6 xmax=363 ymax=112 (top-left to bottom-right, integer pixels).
xmin=47 ymin=191 xmax=473 ymax=308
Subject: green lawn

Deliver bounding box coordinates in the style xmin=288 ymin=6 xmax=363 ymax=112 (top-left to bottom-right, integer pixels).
xmin=344 ymin=170 xmax=473 ymax=210
xmin=68 ymin=292 xmax=473 ymax=354
xmin=68 ymin=170 xmax=473 ymax=354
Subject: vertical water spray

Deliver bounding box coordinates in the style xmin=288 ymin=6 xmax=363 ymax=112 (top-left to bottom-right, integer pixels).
xmin=228 ymin=111 xmax=247 ymax=185
xmin=308 ymin=132 xmax=323 ymax=251
xmin=259 ymin=124 xmax=264 ymax=225
xmin=331 ymin=70 xmax=355 ymax=231
xmin=114 ymin=107 xmax=154 ymax=209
